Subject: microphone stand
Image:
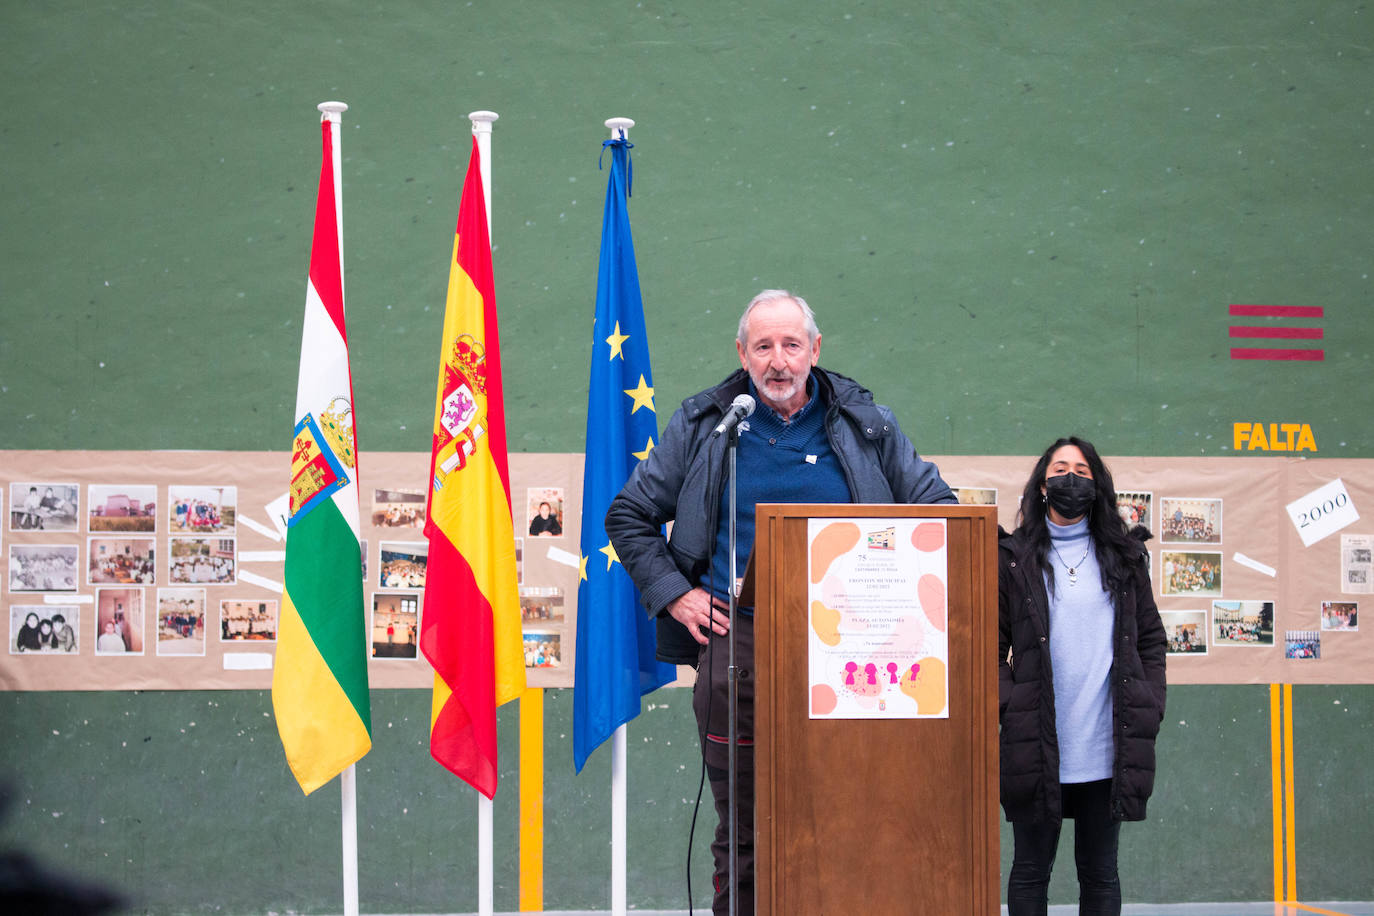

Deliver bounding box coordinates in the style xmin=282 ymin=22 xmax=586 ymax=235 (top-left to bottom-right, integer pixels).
xmin=726 ymin=419 xmax=741 ymax=916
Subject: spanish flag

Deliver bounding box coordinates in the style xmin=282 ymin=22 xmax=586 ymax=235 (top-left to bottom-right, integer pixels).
xmin=420 ymin=135 xmax=526 ymax=799
xmin=272 ymin=107 xmax=372 ymax=795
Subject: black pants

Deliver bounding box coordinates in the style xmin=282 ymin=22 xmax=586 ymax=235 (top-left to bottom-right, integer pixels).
xmin=693 ymin=615 xmax=753 ymax=916
xmin=1007 ymin=779 xmax=1122 ymax=916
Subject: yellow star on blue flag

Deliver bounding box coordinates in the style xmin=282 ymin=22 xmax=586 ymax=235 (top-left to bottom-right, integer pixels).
xmin=622 ymin=375 xmax=655 ymax=414
xmin=605 ymin=322 xmax=630 ymax=360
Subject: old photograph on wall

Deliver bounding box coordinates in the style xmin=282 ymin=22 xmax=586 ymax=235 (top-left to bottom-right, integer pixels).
xmin=1159 ymin=497 xmax=1222 ymax=545
xmin=1285 ymin=629 xmax=1321 ymax=660
xmin=10 ymin=605 xmax=79 ymax=654
xmin=1161 ymin=551 xmax=1223 ymax=598
xmin=1340 ymin=533 xmax=1373 ymax=594
xmin=378 ymin=542 xmax=427 ymax=590
xmin=371 ymin=592 xmax=419 ymax=660
xmin=95 ymin=588 xmax=145 ymax=655
xmin=1320 ymin=601 xmax=1357 ymax=632
xmin=371 ymin=487 xmax=425 ymax=529
xmin=1116 ymin=490 xmax=1153 ymax=531
xmin=168 ymin=485 xmax=237 ymax=534
xmin=8 ymin=544 xmax=79 ymax=593
xmin=9 ymin=483 xmax=79 ymax=532
xmin=1162 ymin=609 xmax=1208 ymax=656
xmin=156 ymin=588 xmax=207 ymax=656
xmin=220 ymin=599 xmax=278 ymax=642
xmin=1212 ymin=600 xmax=1274 ymax=647
xmin=87 ymin=537 xmax=155 ymax=586
xmin=88 ymin=484 xmax=157 ymax=533
xmin=168 ymin=537 xmax=237 ymax=585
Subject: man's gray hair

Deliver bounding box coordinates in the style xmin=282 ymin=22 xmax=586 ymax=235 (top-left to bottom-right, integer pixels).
xmin=736 ymin=289 xmax=820 ymax=345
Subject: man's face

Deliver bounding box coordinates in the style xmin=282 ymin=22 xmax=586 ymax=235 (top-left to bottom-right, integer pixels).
xmin=736 ymin=298 xmax=821 ymax=417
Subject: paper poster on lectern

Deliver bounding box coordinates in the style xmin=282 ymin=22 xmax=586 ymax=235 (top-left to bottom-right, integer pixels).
xmin=807 ymin=516 xmax=950 ymax=719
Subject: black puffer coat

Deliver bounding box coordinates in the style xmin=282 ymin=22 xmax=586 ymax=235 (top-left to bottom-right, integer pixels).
xmin=997 ymin=524 xmax=1167 ymax=825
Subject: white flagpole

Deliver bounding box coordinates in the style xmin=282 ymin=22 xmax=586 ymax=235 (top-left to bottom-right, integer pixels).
xmin=468 ymin=107 xmax=499 ymax=916
xmin=605 ymin=115 xmax=635 ymax=916
xmin=470 ymin=110 xmax=498 ymax=242
xmin=612 ymin=725 xmax=628 ymax=915
xmin=340 ymin=765 xmax=360 ymax=916
xmin=317 ymin=99 xmax=361 ymax=916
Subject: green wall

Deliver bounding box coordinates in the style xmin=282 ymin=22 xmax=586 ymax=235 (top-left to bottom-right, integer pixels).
xmin=2 ymin=0 xmax=1371 ymax=910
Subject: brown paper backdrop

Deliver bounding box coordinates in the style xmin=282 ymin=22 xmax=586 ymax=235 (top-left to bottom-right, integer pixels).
xmin=1 ymin=450 xmax=1370 ymax=689
xmin=0 ymin=450 xmax=584 ymax=690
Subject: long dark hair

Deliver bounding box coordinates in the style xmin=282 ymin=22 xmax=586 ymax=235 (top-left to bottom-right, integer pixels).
xmin=1015 ymin=436 xmax=1147 ymax=593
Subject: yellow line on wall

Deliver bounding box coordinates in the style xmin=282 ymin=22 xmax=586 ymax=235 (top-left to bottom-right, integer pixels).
xmin=519 ymin=687 xmax=545 ymax=911
xmin=1283 ymin=683 xmax=1297 ymax=902
xmin=1270 ymin=683 xmax=1284 ymax=903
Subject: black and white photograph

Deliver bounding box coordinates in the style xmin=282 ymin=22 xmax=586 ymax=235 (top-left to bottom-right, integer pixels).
xmin=9 ymin=482 xmax=79 ymax=531
xmin=1340 ymin=534 xmax=1373 ymax=595
xmin=8 ymin=544 xmax=79 ymax=593
xmin=88 ymin=484 xmax=157 ymax=533
xmin=10 ymin=605 xmax=79 ymax=654
xmin=87 ymin=537 xmax=156 ymax=586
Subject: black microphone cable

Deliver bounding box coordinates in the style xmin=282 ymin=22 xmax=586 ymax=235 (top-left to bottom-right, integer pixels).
xmin=684 ymin=561 xmax=723 ymax=916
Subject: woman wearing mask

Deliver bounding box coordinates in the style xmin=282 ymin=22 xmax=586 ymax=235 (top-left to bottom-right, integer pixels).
xmin=998 ymin=437 xmax=1167 ymax=915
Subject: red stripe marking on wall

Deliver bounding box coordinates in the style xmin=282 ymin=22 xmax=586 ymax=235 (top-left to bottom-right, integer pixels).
xmin=1230 ymin=348 xmax=1325 ymax=361
xmin=1229 ymin=305 xmax=1324 ymax=318
xmin=1228 ymin=326 xmax=1324 ymax=339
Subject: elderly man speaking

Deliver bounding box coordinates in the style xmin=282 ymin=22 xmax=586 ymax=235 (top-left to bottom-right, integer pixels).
xmin=606 ymin=289 xmax=955 ymax=915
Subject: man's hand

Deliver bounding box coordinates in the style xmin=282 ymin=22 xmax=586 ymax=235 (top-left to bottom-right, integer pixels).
xmin=667 ymin=587 xmax=730 ymax=644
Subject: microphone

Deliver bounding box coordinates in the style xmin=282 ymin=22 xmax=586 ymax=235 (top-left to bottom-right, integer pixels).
xmin=712 ymin=393 xmax=756 ymax=438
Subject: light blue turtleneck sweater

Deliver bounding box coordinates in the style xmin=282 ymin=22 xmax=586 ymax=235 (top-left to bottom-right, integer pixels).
xmin=1045 ymin=517 xmax=1115 ymax=784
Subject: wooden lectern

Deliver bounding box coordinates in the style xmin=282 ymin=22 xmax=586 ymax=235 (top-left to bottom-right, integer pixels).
xmin=751 ymin=504 xmax=999 ymax=914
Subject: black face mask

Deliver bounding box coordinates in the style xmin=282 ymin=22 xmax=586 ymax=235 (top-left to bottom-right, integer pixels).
xmin=1044 ymin=472 xmax=1095 ymax=520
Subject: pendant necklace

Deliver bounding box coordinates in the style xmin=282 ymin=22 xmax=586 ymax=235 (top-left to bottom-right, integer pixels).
xmin=1051 ymin=541 xmax=1091 ymax=586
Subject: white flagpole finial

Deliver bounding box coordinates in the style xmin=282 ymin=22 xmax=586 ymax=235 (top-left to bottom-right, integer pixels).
xmin=467 ymin=111 xmax=498 ymax=243
xmin=605 ymin=117 xmax=634 ymax=140
xmin=318 ymin=101 xmax=348 ymax=121
xmin=469 ymin=110 xmax=499 ymax=133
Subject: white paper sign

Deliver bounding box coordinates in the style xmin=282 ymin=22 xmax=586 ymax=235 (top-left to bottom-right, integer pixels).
xmin=223 ymin=653 xmax=273 ymax=671
xmin=545 ymin=545 xmax=581 ymax=569
xmin=264 ymin=492 xmax=292 ymax=541
xmin=1285 ymin=478 xmax=1359 ymax=547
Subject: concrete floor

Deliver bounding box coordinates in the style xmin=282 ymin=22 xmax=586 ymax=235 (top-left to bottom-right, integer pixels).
xmin=396 ymin=906 xmax=1374 ymax=916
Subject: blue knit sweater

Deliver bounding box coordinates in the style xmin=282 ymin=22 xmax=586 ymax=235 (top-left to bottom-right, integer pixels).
xmin=702 ymin=381 xmax=851 ymax=605
xmin=1045 ymin=517 xmax=1116 ymax=783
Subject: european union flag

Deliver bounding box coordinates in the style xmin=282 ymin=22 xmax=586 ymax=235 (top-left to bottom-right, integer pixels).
xmin=573 ymin=134 xmax=677 ymax=772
